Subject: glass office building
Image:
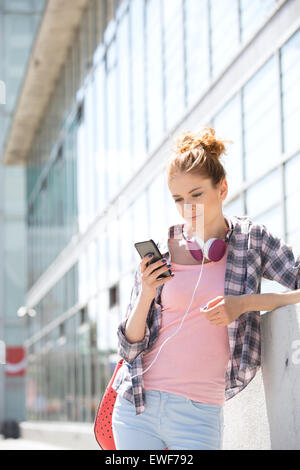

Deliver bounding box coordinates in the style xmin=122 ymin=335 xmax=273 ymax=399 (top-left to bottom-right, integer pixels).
xmin=0 ymin=0 xmax=46 ymax=425
xmin=1 ymin=0 xmax=300 ymax=424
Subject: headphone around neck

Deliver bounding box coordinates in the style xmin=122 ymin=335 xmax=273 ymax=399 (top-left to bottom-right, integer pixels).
xmin=181 ymin=217 xmax=234 ymax=263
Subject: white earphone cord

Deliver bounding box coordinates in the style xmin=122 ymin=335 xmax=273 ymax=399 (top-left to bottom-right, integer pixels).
xmin=131 ymin=254 xmax=206 ymax=380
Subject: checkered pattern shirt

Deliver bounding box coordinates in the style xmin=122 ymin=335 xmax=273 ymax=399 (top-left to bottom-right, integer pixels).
xmin=112 ymin=214 xmax=300 ymax=415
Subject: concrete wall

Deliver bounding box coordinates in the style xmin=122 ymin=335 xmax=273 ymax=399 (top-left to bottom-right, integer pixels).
xmin=223 ymin=303 xmax=300 ymax=450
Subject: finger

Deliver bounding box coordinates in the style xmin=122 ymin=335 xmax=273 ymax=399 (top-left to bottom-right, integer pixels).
xmin=150 ymin=266 xmax=171 ymax=282
xmin=141 ymin=254 xmax=154 ymax=270
xmin=206 ymin=312 xmax=221 ymax=321
xmin=154 ymin=273 xmax=174 ymax=287
xmin=143 ymin=256 xmax=167 ymax=274
xmin=209 ymin=318 xmax=225 ymax=326
xmin=214 ymin=320 xmax=226 ymax=327
xmin=148 ymin=260 xmax=169 ymax=278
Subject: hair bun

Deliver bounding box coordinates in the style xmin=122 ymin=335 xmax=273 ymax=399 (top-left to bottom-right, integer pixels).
xmin=172 ymin=126 xmax=233 ymax=160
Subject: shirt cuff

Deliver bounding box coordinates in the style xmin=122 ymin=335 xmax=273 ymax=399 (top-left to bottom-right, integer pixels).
xmin=117 ymin=319 xmax=150 ymax=364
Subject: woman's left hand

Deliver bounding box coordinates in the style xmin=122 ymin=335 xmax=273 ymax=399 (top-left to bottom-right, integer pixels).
xmin=199 ymin=295 xmax=246 ymax=326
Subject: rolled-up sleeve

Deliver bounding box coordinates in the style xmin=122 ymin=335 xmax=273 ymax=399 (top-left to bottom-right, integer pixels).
xmin=117 ymin=265 xmax=152 ymax=364
xmin=261 ymin=224 xmax=300 ymax=290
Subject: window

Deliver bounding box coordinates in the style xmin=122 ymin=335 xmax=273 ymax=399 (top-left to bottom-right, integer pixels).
xmin=94 ymin=60 xmax=108 ymax=213
xmin=106 ymin=38 xmax=120 ymax=201
xmin=116 ymin=9 xmax=132 ymax=186
xmin=285 ymin=153 xmax=300 ymax=241
xmin=224 ymin=197 xmax=244 ymax=217
xmin=213 ymin=94 xmax=243 ymax=198
xmin=243 ymin=57 xmax=279 ymax=182
xmin=240 ymin=0 xmax=276 ymax=44
xmin=148 ymin=172 xmax=169 ymax=242
xmin=210 ymin=0 xmax=239 ymax=77
xmin=184 ymin=0 xmax=210 ymax=108
xmin=246 ymin=169 xmax=281 ymax=220
xmin=280 ymin=28 xmax=300 ymax=154
xmin=145 ymin=0 xmax=164 ymax=153
xmin=130 ymin=0 xmax=147 ymax=171
xmin=162 ymin=0 xmax=185 ymax=130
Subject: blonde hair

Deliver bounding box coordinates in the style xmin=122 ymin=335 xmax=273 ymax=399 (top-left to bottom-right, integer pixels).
xmin=167 ymin=126 xmax=233 ymax=189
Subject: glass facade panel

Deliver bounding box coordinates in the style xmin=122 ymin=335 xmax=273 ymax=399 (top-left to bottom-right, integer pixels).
xmin=132 ymin=191 xmax=149 ymax=246
xmin=85 ymin=76 xmax=97 ymax=223
xmin=243 ymin=56 xmax=279 ymax=182
xmin=184 ymin=0 xmax=210 ymax=108
xmin=148 ymin=172 xmax=169 ymax=242
xmin=78 ymin=248 xmax=89 ymax=305
xmin=212 ymin=94 xmax=243 ymax=198
xmin=162 ymin=0 xmax=185 ymax=131
xmin=254 ymin=205 xmax=286 ymax=294
xmin=285 ymin=153 xmax=300 ymax=236
xmin=287 ymin=230 xmax=300 ymax=256
xmin=254 ymin=204 xmax=284 ymax=239
xmin=119 ymin=206 xmax=134 ymax=274
xmin=246 ymin=169 xmax=281 ymax=219
xmin=224 ymin=197 xmax=244 ymax=217
xmin=130 ymin=0 xmax=147 ymax=171
xmin=240 ymin=0 xmax=276 ymax=43
xmin=210 ymin=0 xmax=239 ymax=77
xmin=4 ymin=220 xmax=26 ymax=318
xmin=107 ymin=216 xmax=121 ymax=284
xmin=94 ymin=59 xmax=108 ymax=213
xmin=280 ymin=28 xmax=300 ymax=153
xmin=106 ymin=38 xmax=120 ymax=201
xmin=145 ymin=0 xmax=164 ymax=153
xmin=77 ymin=112 xmax=90 ymax=234
xmin=116 ymin=8 xmax=132 ymax=186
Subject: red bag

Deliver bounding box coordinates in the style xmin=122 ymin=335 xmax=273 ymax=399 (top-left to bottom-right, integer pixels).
xmin=94 ymin=358 xmax=124 ymax=450
xmin=94 ymin=358 xmax=168 ymax=450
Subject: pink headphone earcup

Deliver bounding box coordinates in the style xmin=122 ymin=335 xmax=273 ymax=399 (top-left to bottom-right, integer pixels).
xmin=206 ymin=239 xmax=226 ymax=261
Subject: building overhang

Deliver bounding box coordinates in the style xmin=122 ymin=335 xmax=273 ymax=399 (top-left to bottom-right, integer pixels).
xmin=1 ymin=0 xmax=89 ymax=166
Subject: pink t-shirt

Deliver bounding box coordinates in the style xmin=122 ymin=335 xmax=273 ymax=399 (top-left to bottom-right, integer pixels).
xmin=142 ymin=244 xmax=230 ymax=406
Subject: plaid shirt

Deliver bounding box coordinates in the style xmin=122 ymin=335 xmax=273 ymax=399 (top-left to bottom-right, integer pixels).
xmin=112 ymin=214 xmax=300 ymax=415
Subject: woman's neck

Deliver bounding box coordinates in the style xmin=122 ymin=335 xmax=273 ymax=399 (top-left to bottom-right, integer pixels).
xmin=184 ymin=215 xmax=229 ymax=243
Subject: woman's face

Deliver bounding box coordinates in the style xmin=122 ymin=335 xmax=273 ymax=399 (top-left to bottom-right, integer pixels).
xmin=168 ymin=173 xmax=228 ymax=229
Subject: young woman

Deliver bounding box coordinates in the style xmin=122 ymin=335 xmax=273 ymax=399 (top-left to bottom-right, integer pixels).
xmin=111 ymin=127 xmax=300 ymax=450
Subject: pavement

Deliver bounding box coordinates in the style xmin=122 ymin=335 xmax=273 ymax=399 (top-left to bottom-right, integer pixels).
xmin=0 ymin=436 xmax=71 ymax=450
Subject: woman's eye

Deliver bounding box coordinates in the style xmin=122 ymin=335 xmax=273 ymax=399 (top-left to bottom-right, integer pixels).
xmin=175 ymin=193 xmax=202 ymax=203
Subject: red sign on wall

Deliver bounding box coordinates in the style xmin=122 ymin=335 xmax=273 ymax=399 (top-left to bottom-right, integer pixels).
xmin=5 ymin=346 xmax=26 ymax=377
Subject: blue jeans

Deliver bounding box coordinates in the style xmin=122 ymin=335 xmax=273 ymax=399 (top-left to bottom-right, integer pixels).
xmin=111 ymin=389 xmax=224 ymax=450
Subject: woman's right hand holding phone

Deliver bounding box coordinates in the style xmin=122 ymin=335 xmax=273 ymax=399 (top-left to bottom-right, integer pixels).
xmin=124 ymin=255 xmax=174 ymax=345
xmin=140 ymin=254 xmax=174 ymax=300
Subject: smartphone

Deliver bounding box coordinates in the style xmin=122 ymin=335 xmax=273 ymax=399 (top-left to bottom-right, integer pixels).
xmin=134 ymin=239 xmax=172 ymax=279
